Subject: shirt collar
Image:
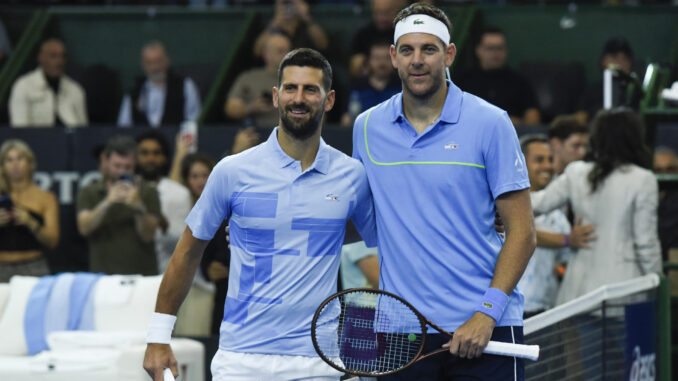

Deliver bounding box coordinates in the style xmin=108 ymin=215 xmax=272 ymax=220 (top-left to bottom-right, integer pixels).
xmin=391 ymin=80 xmax=463 ymax=125
xmin=264 ymin=127 xmax=330 ymax=175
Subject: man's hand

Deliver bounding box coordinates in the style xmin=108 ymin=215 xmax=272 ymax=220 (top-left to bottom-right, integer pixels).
xmin=569 ymin=217 xmax=595 ymax=249
xmin=207 ymin=261 xmax=229 ymax=282
xmin=443 ymin=312 xmax=496 ymax=359
xmin=107 ymin=182 xmax=130 ymax=204
xmin=494 ymin=213 xmax=505 ymax=235
xmin=143 ymin=343 xmax=178 ymax=381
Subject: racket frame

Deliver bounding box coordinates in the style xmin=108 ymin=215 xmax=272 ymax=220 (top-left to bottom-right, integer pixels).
xmin=311 ymin=287 xmax=432 ymax=377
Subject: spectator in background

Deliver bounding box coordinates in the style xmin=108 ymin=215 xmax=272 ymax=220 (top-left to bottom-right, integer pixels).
xmin=253 ymin=0 xmax=328 ymax=58
xmin=654 ymin=147 xmax=678 ymax=260
xmin=0 ymin=19 xmax=12 ymax=66
xmin=548 ymin=116 xmax=588 ymax=175
xmin=180 ymin=152 xmax=229 ymax=335
xmin=517 ymin=135 xmax=593 ymax=317
xmin=9 ymin=38 xmax=88 ymax=128
xmin=134 ymin=131 xmax=192 ymax=274
xmin=0 ymin=140 xmax=59 ymax=282
xmin=576 ymin=37 xmax=636 ymax=125
xmin=118 ymin=41 xmax=201 ymax=127
xmin=341 ymin=38 xmax=400 ymax=127
xmin=340 ymin=222 xmax=378 ymax=290
xmin=76 ymin=135 xmax=161 ymax=275
xmin=225 ymin=31 xmax=291 ymax=127
xmin=456 ymin=27 xmax=541 ymax=126
xmin=531 ymin=108 xmax=661 ymax=305
xmin=136 ymin=131 xmax=215 ymax=336
xmin=349 ymin=0 xmax=407 ymax=79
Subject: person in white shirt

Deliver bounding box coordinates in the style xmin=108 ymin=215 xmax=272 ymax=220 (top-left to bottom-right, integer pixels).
xmin=9 ymin=38 xmax=88 ymax=127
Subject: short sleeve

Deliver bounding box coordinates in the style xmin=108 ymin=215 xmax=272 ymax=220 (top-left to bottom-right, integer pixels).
xmin=483 ymin=112 xmax=530 ymax=199
xmin=349 ymin=166 xmax=377 ymax=248
xmin=352 ymin=111 xmax=367 ymax=163
xmin=76 ymin=185 xmax=97 ymax=212
xmin=185 ymin=160 xmax=232 ymax=240
xmin=227 ymin=73 xmax=249 ymax=102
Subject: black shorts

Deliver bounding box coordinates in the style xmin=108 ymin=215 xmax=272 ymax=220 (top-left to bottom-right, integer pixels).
xmin=378 ymin=326 xmax=525 ymax=381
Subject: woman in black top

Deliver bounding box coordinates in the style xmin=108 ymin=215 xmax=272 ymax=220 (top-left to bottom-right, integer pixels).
xmin=0 ymin=140 xmax=59 ymax=282
xmin=180 ymin=152 xmax=229 ymax=335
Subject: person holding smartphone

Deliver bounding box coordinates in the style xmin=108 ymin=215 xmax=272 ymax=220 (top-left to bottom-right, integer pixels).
xmin=76 ymin=135 xmax=161 ymax=275
xmin=0 ymin=139 xmax=59 ymax=283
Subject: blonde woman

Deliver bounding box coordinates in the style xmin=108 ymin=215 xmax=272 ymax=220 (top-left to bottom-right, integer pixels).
xmin=0 ymin=139 xmax=59 ymax=282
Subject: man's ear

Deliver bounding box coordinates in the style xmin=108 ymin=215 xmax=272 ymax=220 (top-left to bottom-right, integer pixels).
xmin=324 ymin=89 xmax=336 ymax=112
xmin=272 ymin=86 xmax=280 ymax=108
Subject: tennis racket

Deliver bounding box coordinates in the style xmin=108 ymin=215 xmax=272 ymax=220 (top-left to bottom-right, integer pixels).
xmin=311 ymin=288 xmax=539 ymax=377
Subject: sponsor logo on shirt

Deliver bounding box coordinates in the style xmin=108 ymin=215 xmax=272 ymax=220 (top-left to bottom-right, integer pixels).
xmin=444 ymin=142 xmax=459 ymax=150
xmin=325 ymin=194 xmax=339 ymax=201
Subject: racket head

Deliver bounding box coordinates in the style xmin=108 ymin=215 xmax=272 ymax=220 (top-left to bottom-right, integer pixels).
xmin=311 ymin=288 xmax=428 ymax=377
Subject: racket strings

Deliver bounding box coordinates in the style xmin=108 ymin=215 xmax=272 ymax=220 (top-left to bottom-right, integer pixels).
xmin=315 ymin=290 xmax=424 ymax=375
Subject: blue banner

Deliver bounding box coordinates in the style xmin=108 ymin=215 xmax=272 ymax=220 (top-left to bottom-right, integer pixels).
xmin=624 ymin=300 xmax=656 ymax=381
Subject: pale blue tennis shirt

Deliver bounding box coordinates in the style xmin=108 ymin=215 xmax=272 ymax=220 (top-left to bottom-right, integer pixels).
xmin=352 ymin=81 xmax=530 ymax=331
xmin=186 ymin=128 xmax=377 ymax=355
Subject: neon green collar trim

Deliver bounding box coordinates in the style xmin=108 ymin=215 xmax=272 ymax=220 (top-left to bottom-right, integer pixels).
xmin=363 ymin=108 xmax=486 ymax=169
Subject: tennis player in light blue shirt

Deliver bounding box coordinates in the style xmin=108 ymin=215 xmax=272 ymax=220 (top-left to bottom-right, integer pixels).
xmin=144 ymin=49 xmax=377 ymax=381
xmin=351 ymin=4 xmax=536 ymax=380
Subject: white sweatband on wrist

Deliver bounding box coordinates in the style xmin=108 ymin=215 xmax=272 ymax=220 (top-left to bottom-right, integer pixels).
xmin=146 ymin=312 xmax=177 ymax=344
xmin=394 ymin=14 xmax=450 ymax=46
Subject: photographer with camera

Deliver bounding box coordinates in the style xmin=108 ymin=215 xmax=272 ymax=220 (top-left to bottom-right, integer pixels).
xmin=0 ymin=140 xmax=59 ymax=282
xmin=76 ymin=135 xmax=161 ymax=275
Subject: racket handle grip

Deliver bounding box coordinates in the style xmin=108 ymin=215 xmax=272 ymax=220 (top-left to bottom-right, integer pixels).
xmin=484 ymin=341 xmax=540 ymax=361
xmin=164 ymin=368 xmax=176 ymax=381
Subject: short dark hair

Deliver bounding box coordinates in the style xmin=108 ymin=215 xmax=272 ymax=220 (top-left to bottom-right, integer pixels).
xmin=135 ymin=130 xmax=171 ymax=160
xmin=548 ymin=116 xmax=588 ymax=141
xmin=277 ymin=48 xmax=333 ymax=91
xmin=393 ymin=2 xmax=452 ymax=46
xmin=601 ymin=37 xmax=633 ymax=60
xmin=519 ymin=134 xmax=549 ymax=156
xmin=476 ymin=26 xmax=505 ymax=47
xmin=103 ymin=135 xmax=136 ymax=158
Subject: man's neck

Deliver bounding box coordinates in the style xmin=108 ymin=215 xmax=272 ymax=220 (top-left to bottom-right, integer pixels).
xmin=402 ymin=82 xmax=448 ymax=134
xmin=277 ymin=126 xmax=321 ymax=172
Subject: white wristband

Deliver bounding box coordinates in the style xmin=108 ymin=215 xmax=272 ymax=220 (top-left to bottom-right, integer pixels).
xmin=146 ymin=312 xmax=177 ymax=344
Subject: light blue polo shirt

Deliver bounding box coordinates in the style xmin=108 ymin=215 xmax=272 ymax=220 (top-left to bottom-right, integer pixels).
xmin=352 ymin=81 xmax=530 ymax=331
xmin=186 ymin=128 xmax=377 ymax=356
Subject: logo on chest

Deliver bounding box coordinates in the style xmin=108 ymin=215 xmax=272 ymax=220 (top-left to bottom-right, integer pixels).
xmin=325 ymin=194 xmax=339 ymax=201
xmin=444 ymin=142 xmax=459 ymax=150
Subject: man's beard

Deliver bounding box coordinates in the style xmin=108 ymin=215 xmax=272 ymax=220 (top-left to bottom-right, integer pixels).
xmin=398 ymin=68 xmax=445 ymax=101
xmin=136 ymin=164 xmax=163 ymax=182
xmin=279 ymin=102 xmax=324 ymax=140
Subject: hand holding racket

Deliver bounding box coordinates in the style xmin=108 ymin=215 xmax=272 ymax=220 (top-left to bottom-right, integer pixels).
xmin=311 ymin=288 xmax=539 ymax=377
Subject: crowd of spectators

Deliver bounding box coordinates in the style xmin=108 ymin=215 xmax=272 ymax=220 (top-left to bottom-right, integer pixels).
xmin=0 ymin=0 xmax=677 ymax=335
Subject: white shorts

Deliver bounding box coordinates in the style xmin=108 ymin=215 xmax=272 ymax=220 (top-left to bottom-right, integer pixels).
xmin=210 ymin=349 xmax=344 ymax=381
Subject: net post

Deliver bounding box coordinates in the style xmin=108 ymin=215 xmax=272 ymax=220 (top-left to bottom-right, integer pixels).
xmin=601 ymin=300 xmax=607 ymax=380
xmin=658 ymin=273 xmax=672 ymax=381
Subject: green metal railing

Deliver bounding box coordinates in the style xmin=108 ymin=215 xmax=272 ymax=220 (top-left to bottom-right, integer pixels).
xmin=0 ymin=9 xmax=51 ymax=111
